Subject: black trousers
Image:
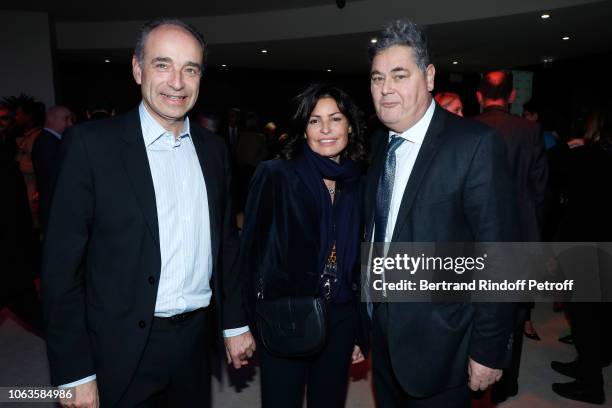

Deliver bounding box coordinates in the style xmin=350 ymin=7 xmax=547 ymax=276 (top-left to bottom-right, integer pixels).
xmin=116 ymin=308 xmax=211 ymax=408
xmin=565 ymin=302 xmax=612 ymax=386
xmin=259 ymin=302 xmax=355 ymax=408
xmin=372 ymin=303 xmax=470 ymax=408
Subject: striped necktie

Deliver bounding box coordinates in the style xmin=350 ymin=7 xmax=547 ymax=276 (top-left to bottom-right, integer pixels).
xmin=374 ymin=135 xmax=405 ymax=242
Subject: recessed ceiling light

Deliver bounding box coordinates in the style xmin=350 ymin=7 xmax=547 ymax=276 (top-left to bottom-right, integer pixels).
xmin=261 ymin=49 xmax=268 ymax=54
xmin=452 ymin=61 xmax=459 ymax=65
xmin=370 ymin=38 xmax=378 ymax=44
xmin=221 ymin=64 xmax=227 ymax=67
xmin=541 ymin=13 xmax=550 ymax=19
xmin=104 ymin=59 xmax=110 ymax=63
xmin=327 ymin=69 xmax=332 ymax=72
xmin=562 ymin=36 xmax=570 ymax=41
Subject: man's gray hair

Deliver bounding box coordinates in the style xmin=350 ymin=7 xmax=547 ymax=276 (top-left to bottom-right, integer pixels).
xmin=134 ymin=18 xmax=207 ymax=69
xmin=368 ymin=19 xmax=431 ymax=71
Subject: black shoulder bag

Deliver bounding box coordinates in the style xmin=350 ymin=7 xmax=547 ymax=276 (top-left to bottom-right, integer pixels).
xmin=255 ymin=244 xmax=338 ymax=358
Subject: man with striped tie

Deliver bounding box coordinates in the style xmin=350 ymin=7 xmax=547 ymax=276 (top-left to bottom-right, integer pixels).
xmin=363 ymin=19 xmax=518 ymax=407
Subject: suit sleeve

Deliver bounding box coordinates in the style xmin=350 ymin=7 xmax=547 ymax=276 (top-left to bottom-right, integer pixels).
xmin=31 ymin=136 xmax=48 ymax=226
xmin=529 ymin=124 xmax=549 ymax=228
xmin=41 ymin=127 xmax=96 ymax=385
xmin=220 ymin=143 xmax=248 ymax=330
xmin=463 ymin=129 xmax=518 ymax=368
xmin=235 ymin=164 xmax=274 ymax=318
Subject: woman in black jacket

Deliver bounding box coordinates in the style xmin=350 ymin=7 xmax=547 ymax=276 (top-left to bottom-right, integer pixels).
xmin=239 ymin=83 xmax=367 ymax=408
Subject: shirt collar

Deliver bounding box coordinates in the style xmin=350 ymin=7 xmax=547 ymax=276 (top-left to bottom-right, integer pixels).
xmin=139 ymin=102 xmax=191 ymax=147
xmin=44 ymin=127 xmax=62 ymax=140
xmin=389 ymin=98 xmax=436 ymax=144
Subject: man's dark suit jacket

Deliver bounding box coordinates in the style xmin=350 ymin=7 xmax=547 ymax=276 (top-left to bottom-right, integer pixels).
xmin=32 ymin=129 xmax=62 ymax=232
xmin=474 ymin=106 xmax=548 ymax=241
xmin=364 ymin=104 xmax=518 ymax=397
xmin=41 ymin=108 xmax=244 ymax=406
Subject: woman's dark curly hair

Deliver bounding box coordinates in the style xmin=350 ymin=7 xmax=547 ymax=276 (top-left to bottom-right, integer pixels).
xmin=279 ymin=83 xmax=366 ymax=163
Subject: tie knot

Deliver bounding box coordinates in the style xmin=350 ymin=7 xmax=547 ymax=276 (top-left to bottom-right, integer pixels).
xmin=387 ymin=135 xmax=404 ymax=154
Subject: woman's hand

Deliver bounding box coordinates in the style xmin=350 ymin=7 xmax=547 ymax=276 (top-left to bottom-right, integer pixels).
xmin=351 ymin=345 xmax=365 ymax=364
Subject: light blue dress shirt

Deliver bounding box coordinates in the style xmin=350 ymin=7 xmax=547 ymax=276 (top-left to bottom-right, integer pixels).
xmin=140 ymin=103 xmax=213 ymax=317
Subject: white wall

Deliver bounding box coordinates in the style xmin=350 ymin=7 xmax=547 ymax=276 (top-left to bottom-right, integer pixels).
xmin=0 ymin=11 xmax=55 ymax=108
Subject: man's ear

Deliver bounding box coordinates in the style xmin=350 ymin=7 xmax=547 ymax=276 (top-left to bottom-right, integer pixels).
xmin=476 ymin=91 xmax=484 ymax=106
xmin=425 ymin=64 xmax=436 ymax=92
xmin=509 ymin=89 xmax=517 ymax=104
xmin=132 ymin=55 xmax=142 ymax=85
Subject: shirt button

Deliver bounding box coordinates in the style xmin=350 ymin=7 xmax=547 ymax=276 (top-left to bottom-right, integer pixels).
xmin=138 ymin=320 xmax=146 ymax=329
xmin=148 ymin=276 xmax=156 ymax=285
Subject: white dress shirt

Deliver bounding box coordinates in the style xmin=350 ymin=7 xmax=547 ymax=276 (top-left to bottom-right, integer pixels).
xmin=43 ymin=127 xmax=62 ymax=140
xmin=381 ymin=99 xmax=436 ymax=241
xmin=366 ymin=99 xmax=435 ymax=304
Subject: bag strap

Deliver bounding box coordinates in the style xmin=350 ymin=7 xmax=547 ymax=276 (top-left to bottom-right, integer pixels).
xmin=321 ymin=242 xmax=338 ymax=301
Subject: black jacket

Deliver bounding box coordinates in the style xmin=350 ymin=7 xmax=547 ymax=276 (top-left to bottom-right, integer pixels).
xmin=239 ymin=159 xmax=368 ymax=352
xmin=41 ymin=109 xmax=243 ymax=406
xmin=32 ymin=128 xmax=62 ymax=232
xmin=474 ymin=106 xmax=548 ymax=241
xmin=364 ymin=105 xmax=519 ymax=397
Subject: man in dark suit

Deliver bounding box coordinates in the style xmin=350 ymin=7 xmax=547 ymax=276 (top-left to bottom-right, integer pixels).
xmin=474 ymin=71 xmax=548 ymax=243
xmin=0 ymin=103 xmax=45 ymax=337
xmin=41 ymin=19 xmax=255 ymax=408
xmin=364 ymin=19 xmax=517 ymax=407
xmin=473 ymin=71 xmax=548 ymax=403
xmin=32 ymin=105 xmax=74 ymax=233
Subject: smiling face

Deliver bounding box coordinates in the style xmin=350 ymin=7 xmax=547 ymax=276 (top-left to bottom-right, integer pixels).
xmin=370 ymin=45 xmax=435 ymax=133
xmin=305 ymin=97 xmax=350 ymax=163
xmin=132 ymin=24 xmax=203 ymax=135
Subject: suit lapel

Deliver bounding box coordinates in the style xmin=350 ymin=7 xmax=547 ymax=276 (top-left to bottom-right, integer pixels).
xmin=391 ymin=106 xmax=447 ymax=241
xmin=191 ymin=128 xmax=221 ymax=264
xmin=120 ymin=109 xmax=160 ymax=248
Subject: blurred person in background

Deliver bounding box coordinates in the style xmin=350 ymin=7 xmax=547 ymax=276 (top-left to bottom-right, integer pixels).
xmin=434 ymin=91 xmax=463 ymax=117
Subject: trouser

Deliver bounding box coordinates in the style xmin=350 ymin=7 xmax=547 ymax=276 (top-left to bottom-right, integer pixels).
xmin=372 ymin=303 xmax=470 ymax=408
xmin=116 ymin=308 xmax=211 ymax=408
xmin=565 ymin=303 xmax=610 ymax=386
xmin=259 ymin=302 xmax=355 ymax=408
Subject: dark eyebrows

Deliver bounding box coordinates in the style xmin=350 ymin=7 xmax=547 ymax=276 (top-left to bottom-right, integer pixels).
xmin=150 ymin=57 xmax=202 ymax=71
xmin=370 ymin=67 xmax=409 ymax=76
xmin=309 ymin=111 xmax=342 ymax=118
xmin=185 ymin=61 xmax=202 ymax=70
xmin=151 ymin=57 xmax=171 ymax=64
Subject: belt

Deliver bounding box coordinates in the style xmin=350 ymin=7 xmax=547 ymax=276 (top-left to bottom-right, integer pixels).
xmin=154 ymin=308 xmax=205 ymax=323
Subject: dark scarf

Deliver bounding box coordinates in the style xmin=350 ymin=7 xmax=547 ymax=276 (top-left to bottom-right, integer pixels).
xmin=295 ymin=142 xmax=361 ymax=301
